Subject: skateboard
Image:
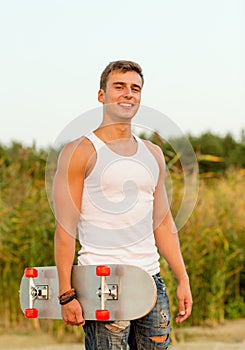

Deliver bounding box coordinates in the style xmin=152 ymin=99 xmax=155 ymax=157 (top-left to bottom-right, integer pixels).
xmin=19 ymin=264 xmax=157 ymax=321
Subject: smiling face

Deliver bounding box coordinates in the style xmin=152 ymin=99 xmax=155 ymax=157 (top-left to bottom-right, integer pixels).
xmin=98 ymin=70 xmax=143 ymax=123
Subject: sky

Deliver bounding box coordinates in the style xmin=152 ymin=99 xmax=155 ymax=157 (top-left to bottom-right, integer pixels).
xmin=1 ymin=0 xmax=244 ymax=148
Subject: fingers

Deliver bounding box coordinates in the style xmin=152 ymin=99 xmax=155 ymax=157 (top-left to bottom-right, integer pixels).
xmin=175 ymin=299 xmax=186 ymax=323
xmin=175 ymin=299 xmax=192 ymax=324
xmin=176 ymin=281 xmax=193 ymax=324
xmin=64 ymin=312 xmax=85 ymax=326
xmin=75 ymin=311 xmax=85 ymax=326
xmin=62 ymin=300 xmax=85 ymax=326
xmin=65 ymin=319 xmax=85 ymax=326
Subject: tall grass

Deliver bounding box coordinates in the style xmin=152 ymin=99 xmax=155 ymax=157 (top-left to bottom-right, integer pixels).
xmin=0 ymin=143 xmax=244 ymax=334
xmin=161 ymin=169 xmax=245 ymax=326
xmin=0 ymin=145 xmax=54 ymax=328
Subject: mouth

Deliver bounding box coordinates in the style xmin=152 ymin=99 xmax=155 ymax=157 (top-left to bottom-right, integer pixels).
xmin=118 ymin=102 xmax=135 ymax=108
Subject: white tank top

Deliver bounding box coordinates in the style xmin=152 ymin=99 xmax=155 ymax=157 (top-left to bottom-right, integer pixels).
xmin=77 ymin=132 xmax=160 ymax=275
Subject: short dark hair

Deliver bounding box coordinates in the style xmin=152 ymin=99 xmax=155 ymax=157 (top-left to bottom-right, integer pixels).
xmin=100 ymin=60 xmax=144 ymax=91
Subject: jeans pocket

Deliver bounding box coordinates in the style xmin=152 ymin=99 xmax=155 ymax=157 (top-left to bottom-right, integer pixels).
xmin=154 ymin=274 xmax=167 ymax=294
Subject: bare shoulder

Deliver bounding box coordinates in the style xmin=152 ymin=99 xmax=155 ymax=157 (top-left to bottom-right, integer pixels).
xmin=57 ymin=136 xmax=95 ymax=173
xmin=142 ymin=139 xmax=165 ymax=165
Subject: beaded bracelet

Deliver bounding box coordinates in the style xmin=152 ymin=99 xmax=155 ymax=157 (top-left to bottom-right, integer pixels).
xmin=59 ymin=292 xmax=77 ymax=305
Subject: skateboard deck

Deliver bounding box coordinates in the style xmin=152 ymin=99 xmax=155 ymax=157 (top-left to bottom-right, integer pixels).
xmin=19 ymin=264 xmax=157 ymax=321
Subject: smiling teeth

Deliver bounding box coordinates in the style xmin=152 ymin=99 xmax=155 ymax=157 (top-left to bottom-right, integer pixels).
xmin=120 ymin=103 xmax=132 ymax=107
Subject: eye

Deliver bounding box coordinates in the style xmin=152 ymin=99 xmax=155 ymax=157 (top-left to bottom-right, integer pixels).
xmin=132 ymin=87 xmax=141 ymax=93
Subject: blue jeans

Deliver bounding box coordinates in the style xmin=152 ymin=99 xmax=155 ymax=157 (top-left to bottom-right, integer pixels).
xmin=83 ymin=273 xmax=171 ymax=349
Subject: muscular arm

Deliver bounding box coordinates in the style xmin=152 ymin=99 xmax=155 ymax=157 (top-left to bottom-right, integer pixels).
xmin=53 ymin=138 xmax=89 ymax=325
xmin=149 ymin=143 xmax=193 ymax=323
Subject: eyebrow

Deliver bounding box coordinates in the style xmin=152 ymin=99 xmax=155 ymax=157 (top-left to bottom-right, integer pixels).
xmin=112 ymin=82 xmax=142 ymax=90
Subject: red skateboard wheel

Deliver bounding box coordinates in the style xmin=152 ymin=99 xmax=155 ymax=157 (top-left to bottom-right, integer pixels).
xmin=95 ymin=309 xmax=110 ymax=320
xmin=25 ymin=268 xmax=38 ymax=278
xmin=96 ymin=265 xmax=110 ymax=276
xmin=25 ymin=308 xmax=38 ymax=318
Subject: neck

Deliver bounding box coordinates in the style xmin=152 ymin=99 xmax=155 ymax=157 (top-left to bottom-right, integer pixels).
xmin=95 ymin=122 xmax=132 ymax=141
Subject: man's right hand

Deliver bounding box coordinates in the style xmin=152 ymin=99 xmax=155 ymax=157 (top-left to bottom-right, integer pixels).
xmin=61 ymin=299 xmax=85 ymax=326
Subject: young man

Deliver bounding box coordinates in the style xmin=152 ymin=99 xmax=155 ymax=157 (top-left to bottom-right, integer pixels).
xmin=53 ymin=60 xmax=192 ymax=349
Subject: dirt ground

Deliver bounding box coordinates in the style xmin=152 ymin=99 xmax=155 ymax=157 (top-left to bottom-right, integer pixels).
xmin=0 ymin=319 xmax=244 ymax=350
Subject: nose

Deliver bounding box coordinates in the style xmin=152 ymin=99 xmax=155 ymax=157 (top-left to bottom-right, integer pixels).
xmin=123 ymin=86 xmax=133 ymax=98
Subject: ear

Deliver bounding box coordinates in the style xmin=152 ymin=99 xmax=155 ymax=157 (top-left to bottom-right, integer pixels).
xmin=98 ymin=89 xmax=105 ymax=103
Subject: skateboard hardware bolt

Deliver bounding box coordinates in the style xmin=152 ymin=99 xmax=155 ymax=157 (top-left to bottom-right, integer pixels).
xmin=37 ymin=285 xmax=49 ymax=300
xmin=109 ymin=285 xmax=118 ymax=299
xmin=97 ymin=284 xmax=118 ymax=300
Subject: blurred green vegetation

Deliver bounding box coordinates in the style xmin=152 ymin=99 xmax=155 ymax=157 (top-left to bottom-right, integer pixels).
xmin=0 ymin=131 xmax=244 ymax=336
xmin=143 ymin=130 xmax=245 ymax=175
